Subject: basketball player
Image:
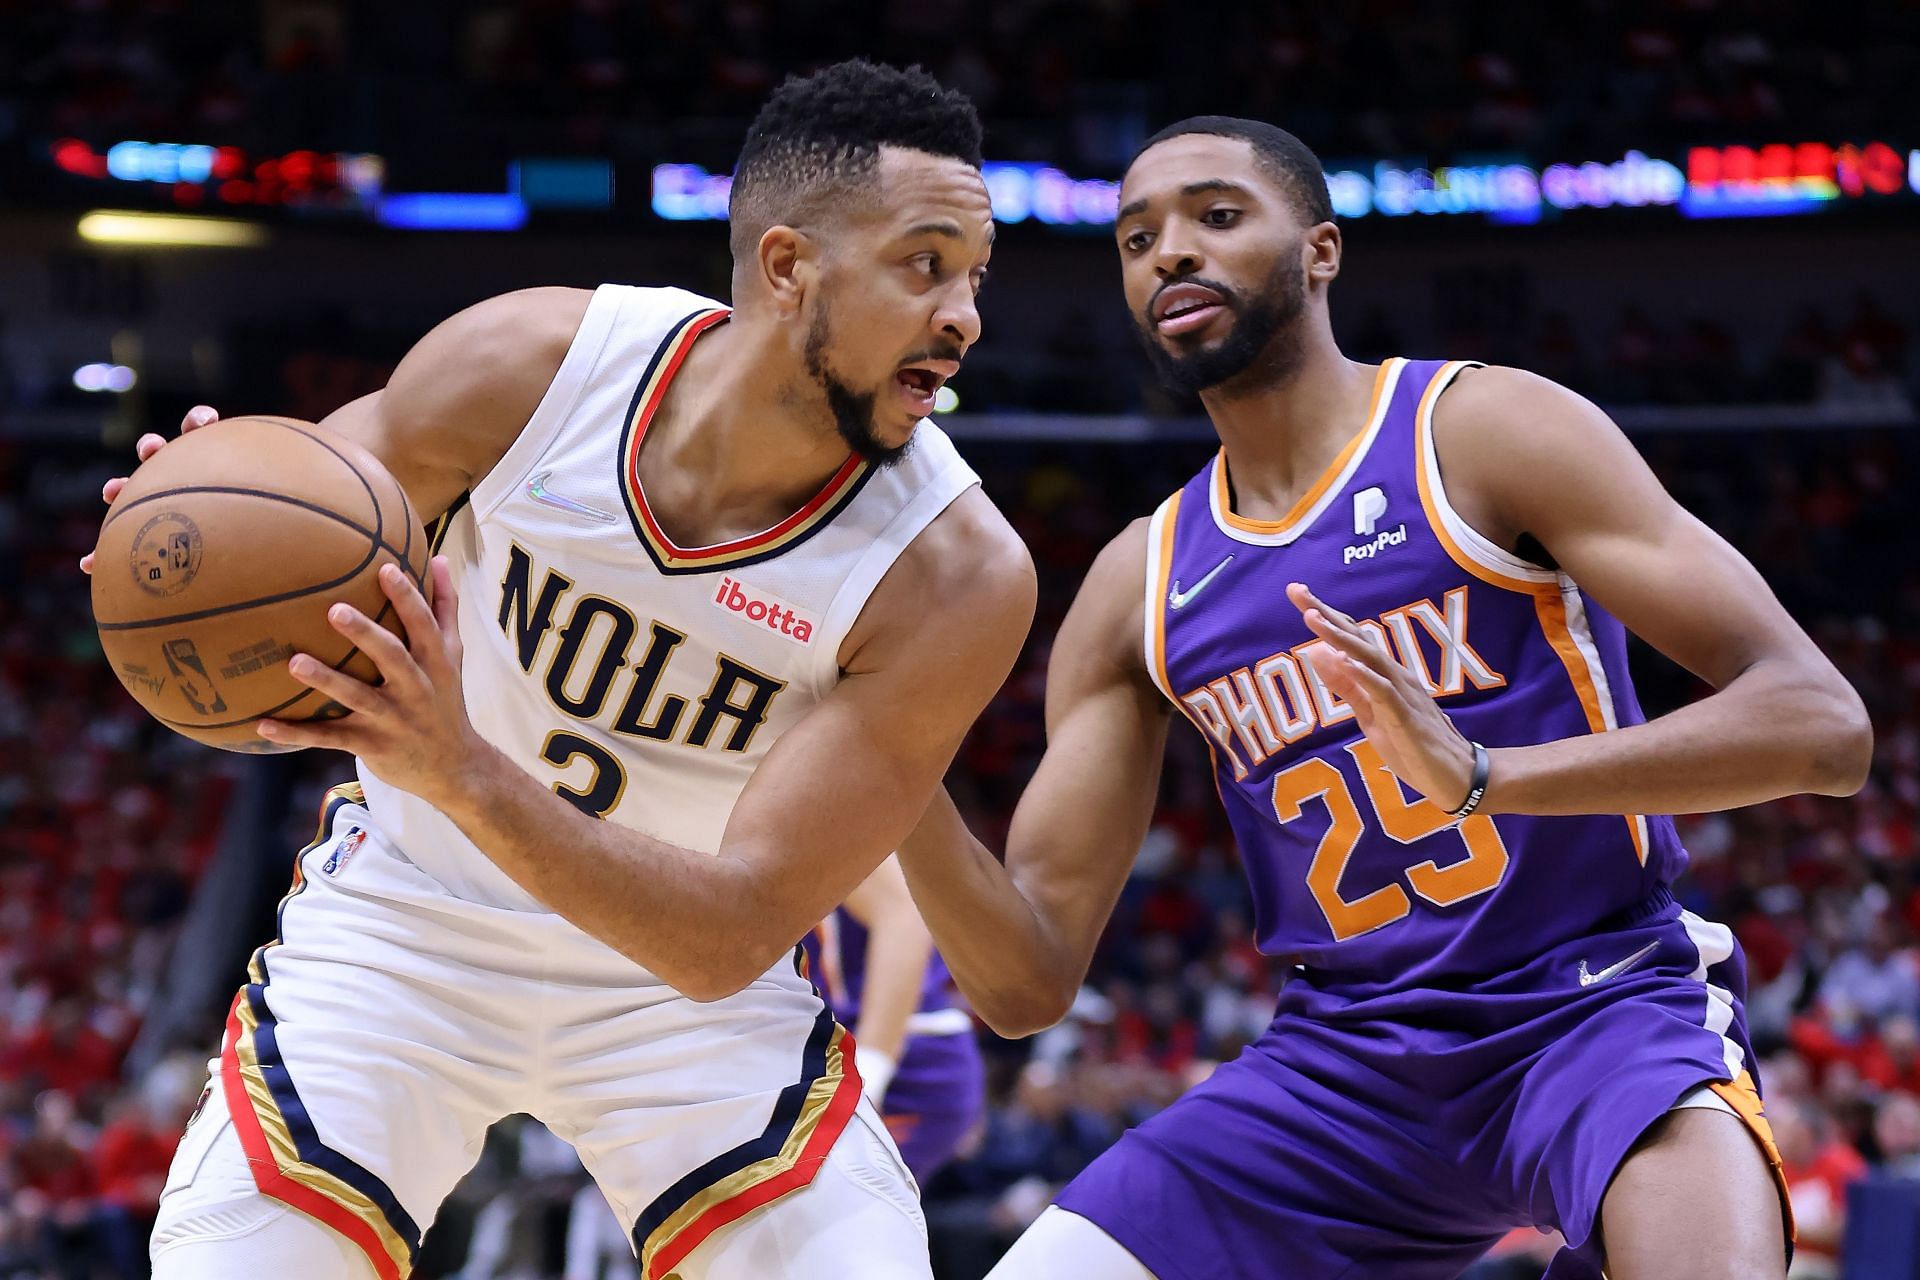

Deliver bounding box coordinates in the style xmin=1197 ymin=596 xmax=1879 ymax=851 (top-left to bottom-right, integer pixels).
xmin=895 ymin=117 xmax=1874 ymax=1280
xmin=802 ymin=857 xmax=986 ymax=1182
xmin=85 ymin=62 xmax=1033 ymax=1280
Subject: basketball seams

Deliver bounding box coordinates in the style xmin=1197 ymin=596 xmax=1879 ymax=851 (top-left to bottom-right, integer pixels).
xmin=148 ymin=572 xmax=406 ymax=730
xmin=94 ymin=415 xmax=431 ymax=751
xmin=95 ymin=489 xmax=418 ymax=630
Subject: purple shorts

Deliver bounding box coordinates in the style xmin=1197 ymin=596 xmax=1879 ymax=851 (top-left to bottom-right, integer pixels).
xmin=1056 ymin=889 xmax=1787 ymax=1279
xmin=883 ymin=1028 xmax=985 ymax=1183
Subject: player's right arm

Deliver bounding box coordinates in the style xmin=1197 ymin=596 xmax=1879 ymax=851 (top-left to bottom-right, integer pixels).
xmin=83 ymin=286 xmax=591 ymax=569
xmin=897 ymin=518 xmax=1175 ymax=1037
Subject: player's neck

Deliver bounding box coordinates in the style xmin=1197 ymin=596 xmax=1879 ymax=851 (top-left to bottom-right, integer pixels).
xmin=639 ymin=321 xmax=857 ymax=543
xmin=1199 ymin=336 xmax=1379 ymax=520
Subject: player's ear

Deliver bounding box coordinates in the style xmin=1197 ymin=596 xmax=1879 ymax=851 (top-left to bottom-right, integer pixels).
xmin=1305 ymin=221 xmax=1342 ymax=287
xmin=757 ymin=225 xmax=816 ymax=316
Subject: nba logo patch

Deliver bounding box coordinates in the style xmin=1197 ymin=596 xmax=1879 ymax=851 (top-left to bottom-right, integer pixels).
xmin=322 ymin=826 xmax=367 ymax=876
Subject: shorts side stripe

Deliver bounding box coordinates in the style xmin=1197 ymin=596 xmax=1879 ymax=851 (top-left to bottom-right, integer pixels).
xmin=220 ymin=781 xmax=420 ymax=1280
xmin=633 ymin=1004 xmax=862 ymax=1280
xmin=1708 ymin=1071 xmax=1796 ymax=1246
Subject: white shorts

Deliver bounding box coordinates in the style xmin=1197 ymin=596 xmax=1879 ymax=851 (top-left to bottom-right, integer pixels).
xmin=166 ymin=783 xmax=919 ymax=1280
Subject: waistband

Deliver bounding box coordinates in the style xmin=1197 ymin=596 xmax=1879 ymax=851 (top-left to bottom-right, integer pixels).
xmin=1289 ymin=883 xmax=1680 ymax=995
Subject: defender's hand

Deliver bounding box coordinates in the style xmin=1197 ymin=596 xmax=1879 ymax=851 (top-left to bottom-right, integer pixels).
xmin=260 ymin=557 xmax=483 ymax=808
xmin=80 ymin=405 xmax=219 ymax=573
xmin=1288 ymin=582 xmax=1477 ymax=810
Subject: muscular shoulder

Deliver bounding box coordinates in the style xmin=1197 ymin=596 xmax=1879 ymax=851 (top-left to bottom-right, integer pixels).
xmin=1073 ymin=517 xmax=1153 ymax=673
xmin=843 ymin=486 xmax=1037 ymax=677
xmin=1430 ymin=364 xmax=1640 ymax=554
xmin=375 ymin=287 xmax=596 ymax=485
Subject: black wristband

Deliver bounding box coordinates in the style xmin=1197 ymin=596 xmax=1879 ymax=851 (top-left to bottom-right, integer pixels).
xmin=1447 ymin=741 xmax=1490 ymax=820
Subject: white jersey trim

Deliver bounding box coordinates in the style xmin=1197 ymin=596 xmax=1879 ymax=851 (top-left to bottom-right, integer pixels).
xmin=1142 ymin=496 xmax=1177 ymax=703
xmin=1205 ymin=358 xmax=1404 ymax=548
xmin=1414 ymin=359 xmax=1559 ymax=586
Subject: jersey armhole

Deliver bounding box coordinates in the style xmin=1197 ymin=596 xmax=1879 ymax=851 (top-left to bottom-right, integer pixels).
xmin=1142 ymin=494 xmax=1180 ymax=703
xmin=466 ymin=284 xmax=625 ymax=520
xmin=1414 ymin=360 xmax=1560 ymax=593
xmin=808 ymin=465 xmax=982 ymax=698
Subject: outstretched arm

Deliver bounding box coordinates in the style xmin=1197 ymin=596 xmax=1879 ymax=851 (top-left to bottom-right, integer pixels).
xmin=837 ymin=855 xmax=935 ymax=1099
xmin=1293 ymin=365 xmax=1872 ymax=817
xmin=898 ymin=520 xmax=1174 ymax=1037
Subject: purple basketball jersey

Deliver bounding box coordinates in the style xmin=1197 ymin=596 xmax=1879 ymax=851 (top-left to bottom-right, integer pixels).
xmin=1146 ymin=357 xmax=1688 ymax=990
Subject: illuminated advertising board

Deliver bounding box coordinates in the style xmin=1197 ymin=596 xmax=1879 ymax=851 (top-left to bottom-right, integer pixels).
xmin=50 ymin=138 xmax=384 ymax=209
xmin=654 ymin=140 xmax=1917 ymax=228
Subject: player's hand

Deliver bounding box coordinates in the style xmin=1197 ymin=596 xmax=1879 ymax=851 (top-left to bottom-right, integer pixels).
xmin=1288 ymin=582 xmax=1477 ymax=811
xmin=80 ymin=404 xmax=219 ymax=573
xmin=260 ymin=556 xmax=484 ymax=808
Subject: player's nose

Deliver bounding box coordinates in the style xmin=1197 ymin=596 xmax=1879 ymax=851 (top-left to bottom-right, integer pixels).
xmin=1154 ymin=229 xmax=1203 ymax=280
xmin=932 ymin=276 xmax=982 ymax=353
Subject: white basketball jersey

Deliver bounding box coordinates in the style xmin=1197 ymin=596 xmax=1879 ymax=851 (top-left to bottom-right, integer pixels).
xmin=357 ymin=284 xmax=980 ymax=910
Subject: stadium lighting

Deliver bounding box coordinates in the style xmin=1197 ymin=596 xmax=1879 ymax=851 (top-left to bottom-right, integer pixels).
xmin=77 ymin=211 xmax=268 ymax=248
xmin=73 ymin=363 xmax=137 ymax=393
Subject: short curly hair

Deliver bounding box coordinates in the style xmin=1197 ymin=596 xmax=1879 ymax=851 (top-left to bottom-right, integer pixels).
xmin=1135 ymin=116 xmax=1335 ymax=227
xmin=728 ymin=60 xmax=984 ymax=259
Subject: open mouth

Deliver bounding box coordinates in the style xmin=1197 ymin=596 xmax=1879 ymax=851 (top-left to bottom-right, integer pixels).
xmin=1153 ymin=282 xmax=1230 ymax=336
xmin=893 ymin=359 xmax=958 ymax=416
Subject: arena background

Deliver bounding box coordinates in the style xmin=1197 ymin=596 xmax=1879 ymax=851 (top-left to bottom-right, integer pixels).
xmin=2 ymin=3 xmax=1917 ymax=1277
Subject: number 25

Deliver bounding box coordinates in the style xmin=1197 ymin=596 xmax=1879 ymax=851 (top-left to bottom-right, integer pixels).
xmin=1272 ymin=741 xmax=1509 ymax=941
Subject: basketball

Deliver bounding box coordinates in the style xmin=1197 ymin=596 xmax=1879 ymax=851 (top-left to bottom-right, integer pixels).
xmin=88 ymin=415 xmax=431 ymax=753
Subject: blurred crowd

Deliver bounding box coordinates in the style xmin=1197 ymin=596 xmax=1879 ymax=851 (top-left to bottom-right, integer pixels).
xmin=3 ymin=0 xmax=1917 ymax=176
xmin=0 ymin=441 xmax=229 ymax=1279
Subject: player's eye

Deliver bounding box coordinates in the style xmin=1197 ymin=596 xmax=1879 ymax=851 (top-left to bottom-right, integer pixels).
xmin=970 ymin=268 xmax=989 ymax=297
xmin=911 ymin=253 xmax=941 ymax=277
xmin=1122 ymin=229 xmax=1154 ymax=253
xmin=1201 ymin=207 xmax=1241 ymax=228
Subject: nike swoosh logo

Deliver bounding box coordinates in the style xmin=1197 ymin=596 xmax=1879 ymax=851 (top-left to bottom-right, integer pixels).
xmin=1169 ymin=555 xmax=1234 ymax=610
xmin=526 ymin=471 xmax=617 ymax=524
xmin=1577 ymin=940 xmax=1660 ymax=988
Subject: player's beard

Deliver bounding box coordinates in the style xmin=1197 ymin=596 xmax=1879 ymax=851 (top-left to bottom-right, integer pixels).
xmin=804 ymin=304 xmax=914 ymax=470
xmin=1135 ymin=250 xmax=1308 ymax=400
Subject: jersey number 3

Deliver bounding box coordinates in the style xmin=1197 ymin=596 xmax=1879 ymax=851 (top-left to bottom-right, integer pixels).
xmin=541 ymin=730 xmax=625 ymax=818
xmin=1272 ymin=740 xmax=1509 ymax=941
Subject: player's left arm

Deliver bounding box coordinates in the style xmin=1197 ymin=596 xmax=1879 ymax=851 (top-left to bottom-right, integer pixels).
xmin=263 ymin=487 xmax=1037 ymax=1002
xmin=837 ymin=855 xmax=938 ymax=1099
xmin=1294 ymin=365 xmax=1872 ymax=817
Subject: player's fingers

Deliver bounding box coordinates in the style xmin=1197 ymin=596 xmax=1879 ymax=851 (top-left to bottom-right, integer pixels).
xmin=286 ymin=654 xmax=386 ymax=717
xmin=327 ymin=602 xmax=422 ymax=694
xmin=1288 ymin=582 xmax=1359 ymax=629
xmin=1303 ymin=610 xmax=1396 ymax=675
xmin=181 ymin=405 xmax=218 ymax=433
xmin=134 ymin=433 xmax=168 ymax=462
xmin=256 ymin=717 xmax=352 ymax=751
xmin=380 ymin=563 xmax=453 ymax=680
xmin=428 ymin=557 xmax=463 ymax=671
xmin=102 ymin=475 xmax=128 ymax=505
xmin=1306 ymin=647 xmax=1378 ymax=722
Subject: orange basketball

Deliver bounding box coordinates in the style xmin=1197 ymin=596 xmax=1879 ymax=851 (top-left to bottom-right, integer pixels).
xmin=89 ymin=415 xmax=431 ymax=752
